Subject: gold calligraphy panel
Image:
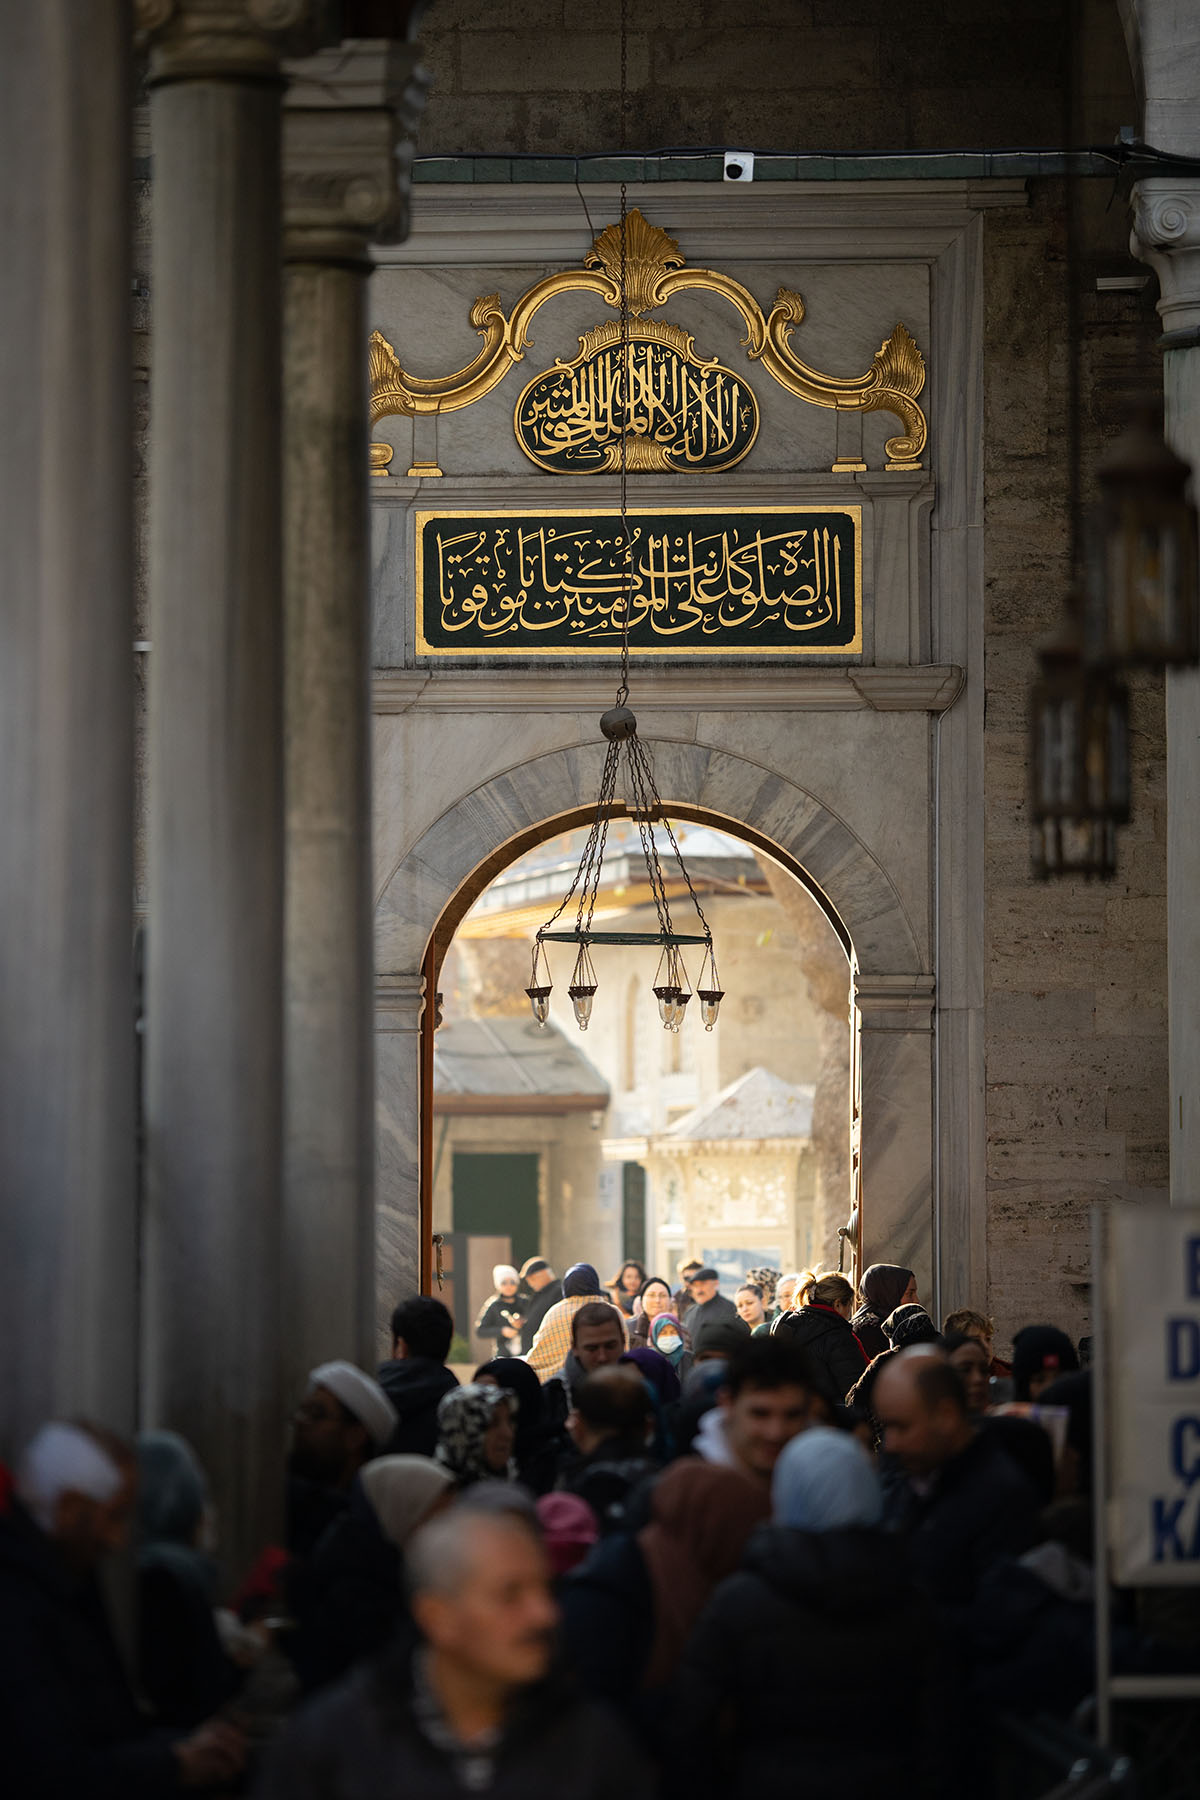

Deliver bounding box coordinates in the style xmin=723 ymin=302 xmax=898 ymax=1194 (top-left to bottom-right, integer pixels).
xmin=415 ymin=507 xmax=862 ymax=657
xmin=370 ymin=210 xmax=927 ymax=477
xmin=513 ymin=321 xmax=758 ymax=474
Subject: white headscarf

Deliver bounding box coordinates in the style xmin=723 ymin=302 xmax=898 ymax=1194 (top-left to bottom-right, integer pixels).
xmin=360 ymin=1456 xmax=454 ymax=1547
xmin=17 ymin=1423 xmax=123 ymax=1532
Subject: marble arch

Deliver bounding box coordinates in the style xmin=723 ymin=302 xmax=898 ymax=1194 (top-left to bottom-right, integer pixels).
xmin=373 ymin=733 xmax=936 ymax=1338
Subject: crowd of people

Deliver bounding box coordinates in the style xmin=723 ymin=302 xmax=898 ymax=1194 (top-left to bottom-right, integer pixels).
xmin=2 ymin=1256 xmax=1195 ymax=1796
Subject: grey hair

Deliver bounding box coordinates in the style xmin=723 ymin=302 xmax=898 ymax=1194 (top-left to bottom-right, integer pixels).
xmin=405 ymin=1501 xmax=541 ymax=1601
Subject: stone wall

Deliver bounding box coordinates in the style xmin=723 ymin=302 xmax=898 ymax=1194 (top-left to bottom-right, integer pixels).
xmin=982 ymin=181 xmax=1168 ymax=1350
xmin=415 ymin=0 xmax=1130 ymax=159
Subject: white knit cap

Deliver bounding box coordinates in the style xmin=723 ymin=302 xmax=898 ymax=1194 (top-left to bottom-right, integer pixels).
xmin=308 ymin=1361 xmax=398 ymax=1448
xmin=17 ymin=1423 xmax=124 ymax=1533
xmin=493 ymin=1264 xmax=520 ymax=1288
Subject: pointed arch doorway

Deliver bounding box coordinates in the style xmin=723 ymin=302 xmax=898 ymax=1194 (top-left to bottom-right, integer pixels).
xmin=373 ymin=738 xmax=938 ymax=1341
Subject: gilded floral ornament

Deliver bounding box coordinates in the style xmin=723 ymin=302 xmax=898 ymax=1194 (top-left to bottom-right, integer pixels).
xmin=370 ymin=207 xmax=928 ymax=474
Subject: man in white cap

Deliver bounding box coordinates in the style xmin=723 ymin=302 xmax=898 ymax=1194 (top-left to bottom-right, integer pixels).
xmin=286 ymin=1362 xmax=397 ymax=1556
xmin=0 ymin=1420 xmax=246 ymax=1794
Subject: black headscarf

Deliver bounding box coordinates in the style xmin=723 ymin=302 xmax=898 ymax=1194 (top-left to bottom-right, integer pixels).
xmin=474 ymin=1356 xmax=544 ymax=1452
xmin=860 ymin=1263 xmax=913 ymax=1319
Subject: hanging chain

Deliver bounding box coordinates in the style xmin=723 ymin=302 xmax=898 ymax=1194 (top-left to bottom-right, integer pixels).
xmin=616 ymin=0 xmax=632 ymax=708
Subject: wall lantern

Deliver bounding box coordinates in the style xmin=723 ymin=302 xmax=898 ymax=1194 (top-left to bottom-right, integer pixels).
xmin=1098 ymin=409 xmax=1199 ymax=667
xmin=1029 ymin=621 xmax=1130 ymax=881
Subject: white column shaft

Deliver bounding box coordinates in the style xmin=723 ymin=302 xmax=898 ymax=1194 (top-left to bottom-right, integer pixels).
xmin=0 ymin=2 xmax=136 ymax=1451
xmin=144 ymin=69 xmax=286 ymax=1568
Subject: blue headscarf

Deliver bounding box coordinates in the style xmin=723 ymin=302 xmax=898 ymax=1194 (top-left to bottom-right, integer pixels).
xmin=771 ymin=1426 xmax=882 ymax=1531
xmin=562 ymin=1262 xmax=601 ymax=1297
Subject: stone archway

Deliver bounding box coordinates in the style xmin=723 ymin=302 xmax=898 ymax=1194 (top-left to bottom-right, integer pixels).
xmin=374 ymin=738 xmax=934 ymax=1339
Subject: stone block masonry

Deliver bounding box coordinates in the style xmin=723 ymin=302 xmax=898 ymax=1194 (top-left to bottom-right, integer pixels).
xmin=983 ymin=181 xmax=1168 ymax=1352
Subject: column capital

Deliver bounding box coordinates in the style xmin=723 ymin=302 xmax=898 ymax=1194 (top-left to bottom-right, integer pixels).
xmin=135 ymin=0 xmax=332 ymax=85
xmin=853 ymin=972 xmax=936 ymax=1032
xmin=375 ymin=971 xmax=426 ymax=1031
xmin=282 ymin=39 xmax=430 ymax=261
xmin=1130 ymin=178 xmax=1200 ymax=340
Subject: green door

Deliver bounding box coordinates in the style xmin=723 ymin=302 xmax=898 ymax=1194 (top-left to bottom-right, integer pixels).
xmin=622 ymin=1161 xmax=647 ymax=1266
xmin=452 ymin=1151 xmax=541 ymax=1269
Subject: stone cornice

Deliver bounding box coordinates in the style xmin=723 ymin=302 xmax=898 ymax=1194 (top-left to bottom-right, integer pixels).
xmin=1130 ymin=178 xmax=1200 ymax=337
xmin=371 ymin=180 xmax=1030 ymax=268
xmin=283 ymin=40 xmax=430 ymax=257
xmin=372 ymin=665 xmax=963 ymax=716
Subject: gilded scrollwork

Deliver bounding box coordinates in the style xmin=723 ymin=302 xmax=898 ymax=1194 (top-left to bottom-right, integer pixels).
xmin=370 ymin=208 xmax=928 ymax=474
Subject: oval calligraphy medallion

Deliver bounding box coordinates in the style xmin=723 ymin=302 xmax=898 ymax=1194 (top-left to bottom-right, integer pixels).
xmin=514 ymin=319 xmax=759 ymax=475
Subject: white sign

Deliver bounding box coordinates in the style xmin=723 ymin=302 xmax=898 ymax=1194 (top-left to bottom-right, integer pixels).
xmin=1109 ymin=1205 xmax=1200 ymax=1584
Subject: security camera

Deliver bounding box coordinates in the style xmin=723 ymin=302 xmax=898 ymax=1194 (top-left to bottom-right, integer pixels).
xmin=724 ymin=151 xmax=755 ymax=183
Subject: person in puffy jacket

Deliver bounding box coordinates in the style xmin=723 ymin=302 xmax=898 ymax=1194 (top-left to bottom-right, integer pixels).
xmin=771 ymin=1269 xmax=868 ymax=1408
xmin=670 ymin=1427 xmax=940 ymax=1795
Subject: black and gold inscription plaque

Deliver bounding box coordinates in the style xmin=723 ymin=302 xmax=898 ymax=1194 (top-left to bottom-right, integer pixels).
xmin=415 ymin=507 xmax=862 ymax=656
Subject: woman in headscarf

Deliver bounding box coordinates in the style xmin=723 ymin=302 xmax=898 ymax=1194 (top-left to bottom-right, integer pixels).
xmin=851 ymin=1262 xmax=918 ymax=1360
xmin=671 ymin=1429 xmax=938 ymax=1793
xmin=136 ymin=1431 xmax=242 ymax=1727
xmin=560 ymin=1461 xmax=770 ymax=1729
xmin=474 ymin=1264 xmax=525 ymax=1353
xmin=288 ymin=1454 xmax=454 ymax=1693
xmin=475 ymin=1355 xmax=570 ymax=1495
xmin=648 ymin=1312 xmax=692 ymax=1382
xmin=435 ymin=1383 xmax=517 ymax=1489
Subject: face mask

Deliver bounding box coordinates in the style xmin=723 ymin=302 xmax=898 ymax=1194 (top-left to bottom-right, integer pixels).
xmin=656 ymin=1333 xmax=682 ymax=1356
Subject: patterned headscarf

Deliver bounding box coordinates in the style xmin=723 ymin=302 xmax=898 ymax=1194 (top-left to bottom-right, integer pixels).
xmin=435 ymin=1383 xmax=516 ymax=1487
xmin=747 ymin=1267 xmax=781 ymax=1308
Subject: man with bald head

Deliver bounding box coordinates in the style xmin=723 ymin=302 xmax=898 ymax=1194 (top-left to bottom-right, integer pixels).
xmin=261 ymin=1503 xmax=653 ymax=1798
xmin=874 ymin=1348 xmax=1040 ymax=1609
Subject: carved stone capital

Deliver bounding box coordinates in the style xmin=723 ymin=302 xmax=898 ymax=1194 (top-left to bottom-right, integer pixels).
xmin=1130 ymin=178 xmax=1200 ymax=337
xmin=136 ymin=0 xmax=332 ymax=83
xmin=282 ymin=40 xmax=430 ymax=260
xmin=374 ymin=972 xmax=426 ymax=1033
xmin=853 ymin=973 xmax=936 ymax=1032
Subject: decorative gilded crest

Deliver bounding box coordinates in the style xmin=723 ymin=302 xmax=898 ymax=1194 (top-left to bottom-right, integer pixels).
xmin=581 ymin=212 xmax=685 ymax=317
xmin=370 ymin=208 xmax=928 ymax=475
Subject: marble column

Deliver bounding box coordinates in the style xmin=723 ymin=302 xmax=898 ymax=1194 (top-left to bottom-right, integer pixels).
xmin=280 ymin=41 xmax=428 ymax=1392
xmin=138 ymin=0 xmax=322 ymax=1576
xmin=853 ymin=975 xmax=936 ymax=1307
xmin=375 ymin=974 xmax=426 ymax=1351
xmin=1127 ymin=0 xmax=1200 ymax=1203
xmin=0 ymin=3 xmax=135 ymax=1453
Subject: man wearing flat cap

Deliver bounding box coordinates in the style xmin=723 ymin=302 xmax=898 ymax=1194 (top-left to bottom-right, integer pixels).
xmin=286 ymin=1362 xmax=397 ymax=1556
xmin=686 ymin=1268 xmax=738 ymax=1335
xmin=518 ymin=1258 xmax=562 ymax=1354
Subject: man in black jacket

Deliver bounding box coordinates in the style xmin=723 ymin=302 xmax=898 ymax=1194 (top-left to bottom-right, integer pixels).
xmin=517 ymin=1259 xmax=562 ymax=1354
xmin=874 ymin=1349 xmax=1040 ymax=1610
xmin=377 ymin=1294 xmax=460 ymax=1457
xmin=0 ymin=1421 xmax=245 ymax=1797
xmin=686 ymin=1267 xmax=739 ymax=1333
xmin=258 ymin=1504 xmax=654 ymax=1799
